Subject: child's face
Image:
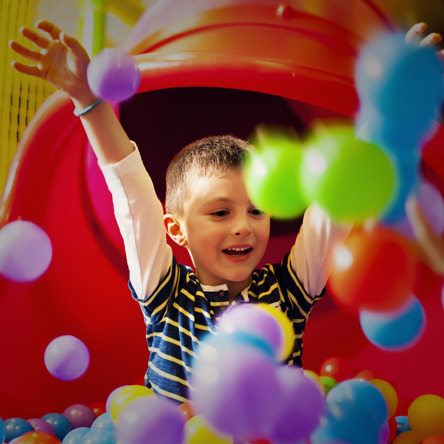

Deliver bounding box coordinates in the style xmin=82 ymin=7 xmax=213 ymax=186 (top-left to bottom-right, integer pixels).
xmin=178 ymin=169 xmax=270 ymax=293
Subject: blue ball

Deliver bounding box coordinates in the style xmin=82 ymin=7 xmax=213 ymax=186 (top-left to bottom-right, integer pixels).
xmin=355 ymin=32 xmax=444 ymax=123
xmin=4 ymin=418 xmax=34 ymax=442
xmin=359 ymin=296 xmax=426 ymax=351
xmin=395 ymin=415 xmax=412 ymax=436
xmin=310 ymin=399 xmax=382 ymax=444
xmin=90 ymin=413 xmax=114 ymax=433
xmin=41 ymin=412 xmax=73 ymax=441
xmin=62 ymin=427 xmax=90 ymax=443
xmin=0 ymin=417 xmax=5 ymax=443
xmin=326 ymin=378 xmax=388 ymax=426
xmin=80 ymin=428 xmax=116 ymax=444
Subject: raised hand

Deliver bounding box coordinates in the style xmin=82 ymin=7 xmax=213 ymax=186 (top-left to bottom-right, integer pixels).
xmin=405 ymin=22 xmax=444 ymax=62
xmin=9 ymin=20 xmax=94 ymax=103
xmin=406 ymin=197 xmax=444 ymax=276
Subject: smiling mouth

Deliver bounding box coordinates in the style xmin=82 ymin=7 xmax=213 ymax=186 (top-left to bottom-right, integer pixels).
xmin=222 ymin=247 xmax=253 ymax=257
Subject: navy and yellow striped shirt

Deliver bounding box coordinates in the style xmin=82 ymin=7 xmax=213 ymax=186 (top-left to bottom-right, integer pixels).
xmin=129 ymin=251 xmax=323 ymax=404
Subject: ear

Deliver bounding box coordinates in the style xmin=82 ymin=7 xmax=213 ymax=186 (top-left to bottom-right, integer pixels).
xmin=164 ymin=214 xmax=188 ymax=247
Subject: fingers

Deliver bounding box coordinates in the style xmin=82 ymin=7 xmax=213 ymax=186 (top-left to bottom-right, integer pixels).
xmin=60 ymin=32 xmax=90 ymax=61
xmin=406 ymin=197 xmax=444 ymax=276
xmin=418 ymin=32 xmax=443 ymax=47
xmin=19 ymin=25 xmax=51 ymax=49
xmin=10 ymin=60 xmax=43 ymax=78
xmin=405 ymin=22 xmax=427 ymax=44
xmin=8 ymin=39 xmax=40 ymax=62
xmin=35 ymin=19 xmax=63 ymax=42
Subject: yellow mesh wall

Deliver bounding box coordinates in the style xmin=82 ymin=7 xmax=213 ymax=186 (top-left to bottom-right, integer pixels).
xmin=0 ymin=0 xmax=82 ymax=198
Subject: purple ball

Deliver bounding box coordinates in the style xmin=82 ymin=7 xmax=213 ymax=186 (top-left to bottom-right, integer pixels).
xmin=191 ymin=342 xmax=283 ymax=441
xmin=63 ymin=404 xmax=96 ymax=428
xmin=266 ymin=366 xmax=325 ymax=442
xmin=44 ymin=335 xmax=90 ymax=381
xmin=87 ymin=47 xmax=141 ymax=102
xmin=0 ymin=220 xmax=52 ymax=282
xmin=26 ymin=418 xmax=56 ymax=436
xmin=115 ymin=395 xmax=186 ymax=444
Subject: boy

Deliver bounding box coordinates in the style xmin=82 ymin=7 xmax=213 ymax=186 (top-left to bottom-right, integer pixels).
xmin=9 ymin=20 xmax=441 ymax=404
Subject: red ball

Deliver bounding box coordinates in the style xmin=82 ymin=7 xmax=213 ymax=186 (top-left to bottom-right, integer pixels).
xmin=319 ymin=356 xmax=354 ymax=381
xmin=328 ymin=226 xmax=417 ymax=312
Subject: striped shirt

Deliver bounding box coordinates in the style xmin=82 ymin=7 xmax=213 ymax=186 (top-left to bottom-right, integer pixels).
xmin=99 ymin=144 xmax=350 ymax=405
xmin=129 ymin=251 xmax=323 ymax=403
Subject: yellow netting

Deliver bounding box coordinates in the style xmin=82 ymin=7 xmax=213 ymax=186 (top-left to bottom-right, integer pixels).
xmin=0 ymin=0 xmax=85 ymax=198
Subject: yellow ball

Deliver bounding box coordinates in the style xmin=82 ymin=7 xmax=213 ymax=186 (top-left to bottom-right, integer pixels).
xmin=408 ymin=394 xmax=444 ymax=438
xmin=110 ymin=384 xmax=155 ymax=422
xmin=370 ymin=378 xmax=398 ymax=419
xmin=257 ymin=303 xmax=295 ymax=361
xmin=303 ymin=370 xmax=325 ymax=395
xmin=184 ymin=414 xmax=233 ymax=444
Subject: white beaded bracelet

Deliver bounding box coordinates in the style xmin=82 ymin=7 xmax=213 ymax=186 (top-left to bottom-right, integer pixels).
xmin=73 ymin=99 xmax=103 ymax=117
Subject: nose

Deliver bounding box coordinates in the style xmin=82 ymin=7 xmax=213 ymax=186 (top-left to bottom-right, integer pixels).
xmin=233 ymin=213 xmax=251 ymax=236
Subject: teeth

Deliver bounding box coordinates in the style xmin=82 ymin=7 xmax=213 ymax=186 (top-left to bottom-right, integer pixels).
xmin=228 ymin=247 xmax=248 ymax=251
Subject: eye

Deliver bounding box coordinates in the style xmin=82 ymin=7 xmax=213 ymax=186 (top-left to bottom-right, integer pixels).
xmin=249 ymin=208 xmax=265 ymax=216
xmin=210 ymin=210 xmax=230 ymax=217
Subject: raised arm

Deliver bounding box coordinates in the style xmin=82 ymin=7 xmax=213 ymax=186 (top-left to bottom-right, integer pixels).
xmin=9 ymin=20 xmax=133 ymax=165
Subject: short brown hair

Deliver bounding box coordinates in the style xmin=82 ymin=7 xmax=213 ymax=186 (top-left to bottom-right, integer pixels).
xmin=165 ymin=135 xmax=252 ymax=216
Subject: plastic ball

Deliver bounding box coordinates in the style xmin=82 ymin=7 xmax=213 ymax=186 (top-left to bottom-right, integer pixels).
xmin=44 ymin=335 xmax=90 ymax=381
xmin=110 ymin=384 xmax=155 ymax=422
xmin=80 ymin=428 xmax=115 ymax=444
xmin=90 ymin=413 xmax=114 ymax=433
xmin=184 ymin=414 xmax=233 ymax=444
xmin=422 ymin=436 xmax=444 ymax=444
xmin=310 ymin=397 xmax=382 ymax=444
xmin=392 ymin=430 xmax=425 ymax=444
xmin=0 ymin=220 xmax=52 ymax=282
xmin=61 ymin=427 xmax=90 ymax=444
xmin=217 ymin=303 xmax=294 ymax=361
xmin=299 ymin=125 xmax=396 ymax=223
xmin=243 ymin=131 xmax=307 ymax=220
xmin=359 ymin=296 xmax=426 ymax=351
xmin=15 ymin=431 xmax=61 ymax=444
xmin=267 ymin=365 xmax=325 ymax=442
xmin=326 ymin=378 xmax=388 ymax=427
xmin=370 ymin=379 xmax=398 ymax=419
xmin=191 ymin=341 xmax=282 ymax=441
xmin=320 ymin=376 xmax=337 ymax=394
xmin=62 ymin=404 xmax=96 ymax=429
xmin=328 ymin=226 xmax=417 ymax=312
xmin=319 ymin=356 xmax=354 ymax=382
xmin=87 ymin=47 xmax=141 ymax=102
xmin=89 ymin=401 xmax=106 ymax=418
xmin=26 ymin=418 xmax=55 ymax=436
xmin=178 ymin=401 xmax=196 ymax=421
xmin=4 ymin=418 xmax=34 ymax=443
xmin=115 ymin=395 xmax=186 ymax=444
xmin=355 ymin=32 xmax=444 ymax=124
xmin=0 ymin=417 xmax=4 ymax=443
xmin=408 ymin=394 xmax=444 ymax=437
xmin=41 ymin=413 xmax=72 ymax=441
xmin=396 ymin=416 xmax=412 ymax=436
xmin=105 ymin=385 xmax=128 ymax=412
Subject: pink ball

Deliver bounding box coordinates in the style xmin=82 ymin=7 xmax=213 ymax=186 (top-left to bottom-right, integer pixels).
xmin=62 ymin=404 xmax=96 ymax=428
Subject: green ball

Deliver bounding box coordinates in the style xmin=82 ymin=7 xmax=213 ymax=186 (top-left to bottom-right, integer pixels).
xmin=299 ymin=126 xmax=397 ymax=223
xmin=320 ymin=376 xmax=338 ymax=394
xmin=243 ymin=139 xmax=308 ymax=220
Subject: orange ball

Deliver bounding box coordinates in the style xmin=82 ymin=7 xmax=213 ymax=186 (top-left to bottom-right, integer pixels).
xmin=392 ymin=430 xmax=424 ymax=444
xmin=16 ymin=432 xmax=61 ymax=444
xmin=422 ymin=436 xmax=444 ymax=444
